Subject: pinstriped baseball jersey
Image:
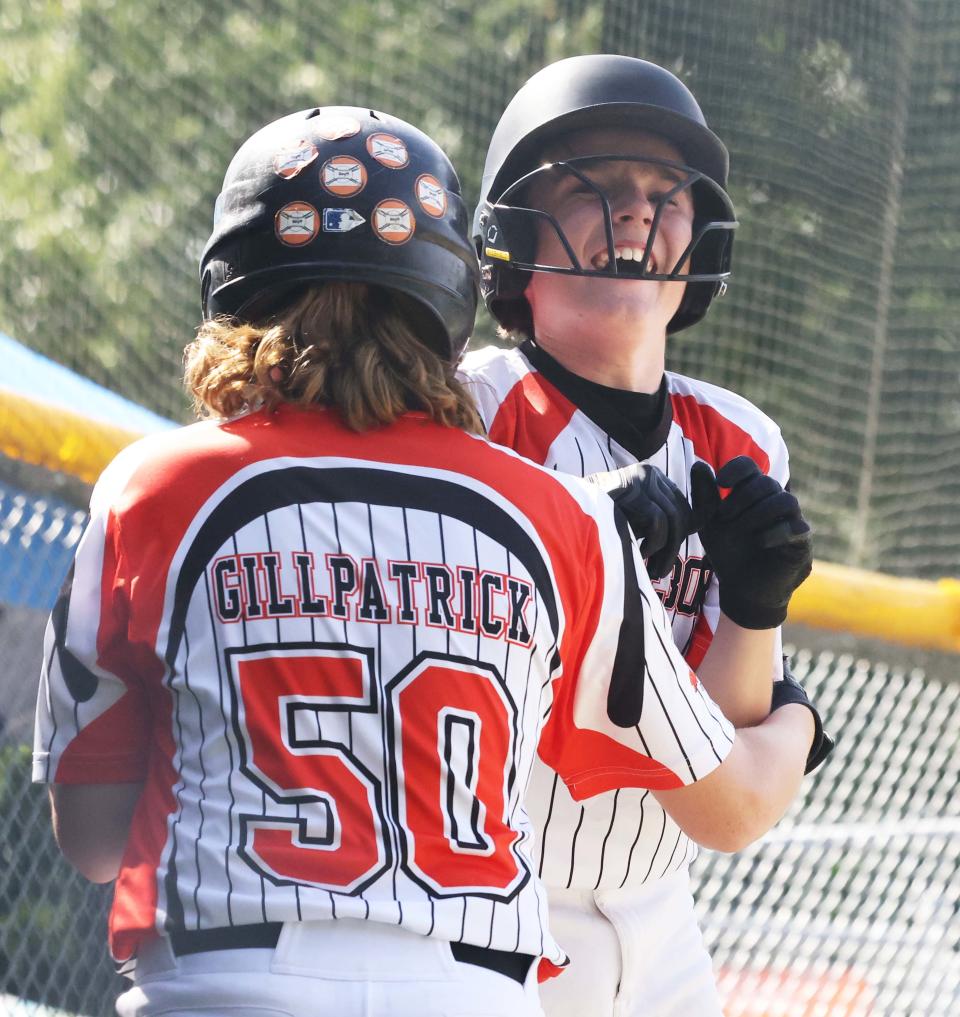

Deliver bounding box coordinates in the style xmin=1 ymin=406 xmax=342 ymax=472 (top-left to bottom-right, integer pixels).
xmin=459 ymin=341 xmax=789 ymax=891
xmin=33 ymin=405 xmax=733 ymax=967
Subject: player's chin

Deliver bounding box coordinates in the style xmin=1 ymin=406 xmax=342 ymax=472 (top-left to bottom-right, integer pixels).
xmin=594 ymin=276 xmax=683 ymax=317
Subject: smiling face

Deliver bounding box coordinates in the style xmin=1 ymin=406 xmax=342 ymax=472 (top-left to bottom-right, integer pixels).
xmin=522 ymin=128 xmax=696 ymax=353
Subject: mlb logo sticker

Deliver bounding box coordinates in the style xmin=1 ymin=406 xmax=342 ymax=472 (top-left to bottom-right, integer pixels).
xmin=323 ymin=208 xmax=366 ymax=233
xmin=415 ymin=174 xmax=447 ymax=218
xmin=372 ymin=199 xmax=415 ymax=245
xmin=273 ymin=139 xmax=319 ymax=179
xmin=315 ymin=114 xmax=362 ymax=141
xmin=366 ymin=133 xmax=409 ymax=169
xmin=321 ymin=156 xmax=368 ymax=197
xmin=275 ymin=201 xmax=320 ymax=246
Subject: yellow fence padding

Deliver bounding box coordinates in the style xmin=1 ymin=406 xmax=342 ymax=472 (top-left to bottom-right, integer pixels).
xmin=789 ymin=559 xmax=960 ymax=654
xmin=0 ymin=387 xmax=144 ymax=486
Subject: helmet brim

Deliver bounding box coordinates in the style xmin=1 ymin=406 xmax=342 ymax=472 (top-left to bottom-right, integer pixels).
xmin=489 ymin=101 xmax=729 ymax=204
xmin=205 ymin=259 xmax=477 ymax=359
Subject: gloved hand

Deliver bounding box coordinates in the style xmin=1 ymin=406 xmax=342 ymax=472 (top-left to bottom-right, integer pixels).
xmin=690 ymin=456 xmax=812 ymax=629
xmin=586 ymin=464 xmax=692 ymax=580
xmin=772 ymin=656 xmax=835 ymax=774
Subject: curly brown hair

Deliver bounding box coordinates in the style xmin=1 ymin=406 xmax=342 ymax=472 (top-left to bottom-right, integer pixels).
xmin=184 ymin=282 xmax=483 ymax=434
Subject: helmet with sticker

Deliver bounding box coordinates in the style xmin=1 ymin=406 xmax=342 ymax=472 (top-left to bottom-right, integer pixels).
xmin=200 ymin=107 xmax=478 ymax=362
xmin=474 ymin=55 xmax=737 ymax=335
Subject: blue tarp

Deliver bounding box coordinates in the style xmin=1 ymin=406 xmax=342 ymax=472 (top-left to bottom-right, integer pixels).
xmin=1 ymin=332 xmax=177 ymax=610
xmin=0 ymin=330 xmax=177 ymax=434
xmin=0 ymin=482 xmax=86 ymax=610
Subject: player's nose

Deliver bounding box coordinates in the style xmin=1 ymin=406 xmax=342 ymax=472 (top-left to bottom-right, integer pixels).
xmin=610 ymin=183 xmax=655 ymax=225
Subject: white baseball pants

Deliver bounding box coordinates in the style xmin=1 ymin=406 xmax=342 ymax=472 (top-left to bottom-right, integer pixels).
xmin=539 ymin=870 xmax=724 ymax=1017
xmin=116 ymin=918 xmax=545 ymax=1017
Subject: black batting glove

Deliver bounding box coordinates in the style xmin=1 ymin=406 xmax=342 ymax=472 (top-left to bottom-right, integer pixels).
xmin=690 ymin=456 xmax=813 ymax=629
xmin=772 ymin=656 xmax=835 ymax=774
xmin=586 ymin=464 xmax=692 ymax=580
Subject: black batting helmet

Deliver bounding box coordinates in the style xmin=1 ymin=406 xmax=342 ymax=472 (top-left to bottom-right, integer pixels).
xmin=201 ymin=106 xmax=479 ymax=362
xmin=474 ymin=55 xmax=737 ymax=334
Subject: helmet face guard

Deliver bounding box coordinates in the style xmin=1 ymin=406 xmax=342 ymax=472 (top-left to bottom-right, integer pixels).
xmin=479 ymin=154 xmax=736 ymax=284
xmin=201 ymin=106 xmax=479 ymax=363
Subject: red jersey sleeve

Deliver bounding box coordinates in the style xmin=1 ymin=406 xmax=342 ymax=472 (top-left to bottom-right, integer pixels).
xmin=33 ymin=458 xmax=152 ymax=785
xmin=537 ymin=486 xmax=735 ymax=801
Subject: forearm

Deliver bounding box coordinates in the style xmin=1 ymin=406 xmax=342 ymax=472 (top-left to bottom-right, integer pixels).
xmin=50 ymin=782 xmax=143 ymax=883
xmin=694 ymin=616 xmax=780 ymax=726
xmin=653 ymin=702 xmax=813 ymax=852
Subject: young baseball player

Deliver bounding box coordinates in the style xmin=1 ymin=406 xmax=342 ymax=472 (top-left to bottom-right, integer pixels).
xmin=34 ymin=105 xmax=821 ymax=1017
xmin=461 ymin=55 xmax=831 ymax=1016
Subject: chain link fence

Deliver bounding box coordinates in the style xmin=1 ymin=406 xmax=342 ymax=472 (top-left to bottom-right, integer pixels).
xmin=696 ymin=647 xmax=960 ymax=1016
xmin=4 ymin=599 xmax=957 ymax=1015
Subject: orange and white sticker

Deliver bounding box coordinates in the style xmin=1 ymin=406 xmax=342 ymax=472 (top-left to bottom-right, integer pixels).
xmin=275 ymin=201 xmax=320 ymax=246
xmin=321 ymin=156 xmax=368 ymax=197
xmin=315 ymin=114 xmax=362 ymax=141
xmin=415 ymin=174 xmax=447 ymax=217
xmin=273 ymin=139 xmax=319 ymax=179
xmin=366 ymin=133 xmax=409 ymax=169
xmin=372 ymin=199 xmax=415 ymax=245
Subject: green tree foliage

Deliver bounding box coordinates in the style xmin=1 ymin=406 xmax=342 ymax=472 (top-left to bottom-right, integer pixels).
xmin=0 ymin=0 xmax=957 ymax=575
xmin=0 ymin=0 xmax=597 ymax=418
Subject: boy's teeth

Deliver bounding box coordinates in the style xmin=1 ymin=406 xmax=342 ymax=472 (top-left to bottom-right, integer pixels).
xmin=592 ymin=247 xmax=654 ymax=270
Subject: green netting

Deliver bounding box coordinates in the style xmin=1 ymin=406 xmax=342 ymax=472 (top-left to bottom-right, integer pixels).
xmin=1 ymin=0 xmax=957 ymax=577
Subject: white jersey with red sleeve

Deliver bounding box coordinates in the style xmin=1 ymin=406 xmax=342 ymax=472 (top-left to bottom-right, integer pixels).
xmin=33 ymin=404 xmax=733 ymax=969
xmin=459 ymin=341 xmax=788 ymax=892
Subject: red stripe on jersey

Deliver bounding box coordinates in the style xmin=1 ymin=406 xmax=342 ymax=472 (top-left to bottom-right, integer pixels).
xmin=92 ymin=505 xmax=182 ymax=962
xmin=53 ymin=703 xmax=149 ymax=782
xmin=684 ymin=611 xmax=715 ymax=670
xmin=487 ymin=372 xmax=579 ymax=465
xmin=535 ymin=522 xmax=608 ymax=783
xmin=670 ymin=393 xmax=770 ymax=474
xmin=108 ymin=674 xmax=179 ymax=961
xmin=110 ymin=763 xmax=176 ymax=961
xmin=558 ymin=728 xmax=683 ymax=798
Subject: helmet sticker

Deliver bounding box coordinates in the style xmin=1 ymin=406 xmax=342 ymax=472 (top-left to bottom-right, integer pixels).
xmin=321 ymin=155 xmax=368 ymax=197
xmin=275 ymin=201 xmax=320 ymax=246
xmin=323 ymin=208 xmax=366 ymax=233
xmin=372 ymin=199 xmax=416 ymax=245
xmin=415 ymin=174 xmax=447 ymax=217
xmin=366 ymin=133 xmax=409 ymax=169
xmin=273 ymin=139 xmax=320 ymax=179
xmin=314 ymin=114 xmax=362 ymax=141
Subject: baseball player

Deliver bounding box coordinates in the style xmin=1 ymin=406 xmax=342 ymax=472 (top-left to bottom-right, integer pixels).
xmin=34 ymin=105 xmax=820 ymax=1017
xmin=461 ymin=55 xmax=832 ymax=1016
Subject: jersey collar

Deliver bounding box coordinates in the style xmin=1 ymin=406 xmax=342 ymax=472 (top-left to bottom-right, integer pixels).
xmin=520 ymin=340 xmax=673 ymax=462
